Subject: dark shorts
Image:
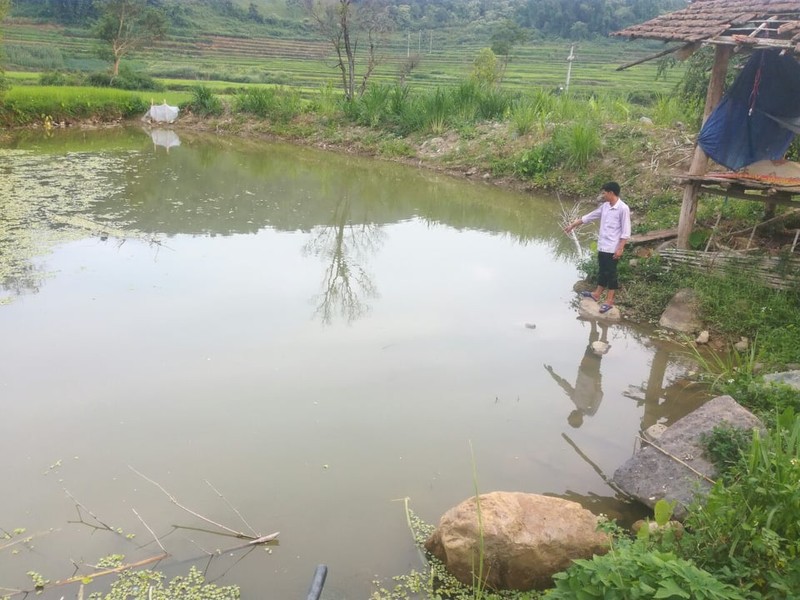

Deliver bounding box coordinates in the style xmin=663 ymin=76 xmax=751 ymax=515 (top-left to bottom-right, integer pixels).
xmin=597 ymin=251 xmax=619 ymax=290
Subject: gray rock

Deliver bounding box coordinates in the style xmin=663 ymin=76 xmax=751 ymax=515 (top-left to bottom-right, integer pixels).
xmin=659 ymin=289 xmax=702 ymax=333
xmin=577 ymin=298 xmax=621 ymax=322
xmin=695 ymin=330 xmax=709 ymax=344
xmin=733 ymin=337 xmax=749 ymax=352
xmin=612 ymin=396 xmax=763 ymax=520
xmin=763 ymin=370 xmax=800 ymax=391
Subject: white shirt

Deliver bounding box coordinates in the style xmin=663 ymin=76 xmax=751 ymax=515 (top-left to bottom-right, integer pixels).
xmin=581 ymin=199 xmax=631 ymax=253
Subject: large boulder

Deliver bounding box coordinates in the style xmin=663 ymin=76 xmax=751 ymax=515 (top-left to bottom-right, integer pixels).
xmin=424 ymin=491 xmax=610 ymax=591
xmin=612 ymin=395 xmax=764 ymax=520
xmin=659 ymin=288 xmax=702 ymax=333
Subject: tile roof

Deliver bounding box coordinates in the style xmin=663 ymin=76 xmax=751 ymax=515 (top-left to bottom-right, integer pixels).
xmin=614 ymin=1 xmax=800 ymax=51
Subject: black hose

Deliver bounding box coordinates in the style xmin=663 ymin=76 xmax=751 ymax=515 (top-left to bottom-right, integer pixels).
xmin=306 ymin=564 xmax=328 ymax=600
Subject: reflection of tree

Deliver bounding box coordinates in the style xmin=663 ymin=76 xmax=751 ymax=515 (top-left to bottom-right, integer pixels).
xmin=304 ymin=194 xmax=383 ymax=325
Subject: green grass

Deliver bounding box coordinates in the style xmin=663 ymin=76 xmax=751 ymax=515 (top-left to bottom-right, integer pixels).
xmin=0 ymin=85 xmax=148 ymax=124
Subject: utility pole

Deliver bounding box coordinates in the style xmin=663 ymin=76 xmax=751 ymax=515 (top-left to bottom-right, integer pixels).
xmin=418 ymin=30 xmax=421 ymax=54
xmin=565 ymin=44 xmax=575 ymax=92
xmin=407 ymin=31 xmax=410 ymax=57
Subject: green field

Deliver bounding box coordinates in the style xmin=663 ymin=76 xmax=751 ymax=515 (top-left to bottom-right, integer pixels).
xmin=2 ymin=17 xmax=684 ymax=98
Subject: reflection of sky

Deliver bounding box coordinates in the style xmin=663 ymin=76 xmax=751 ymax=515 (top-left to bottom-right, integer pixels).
xmin=0 ymin=142 xmax=698 ymax=600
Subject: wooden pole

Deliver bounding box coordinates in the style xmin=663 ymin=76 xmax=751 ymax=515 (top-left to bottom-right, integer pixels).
xmin=677 ymin=45 xmax=732 ymax=249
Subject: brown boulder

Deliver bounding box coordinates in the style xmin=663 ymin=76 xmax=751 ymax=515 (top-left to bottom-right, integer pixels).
xmin=424 ymin=491 xmax=610 ymax=591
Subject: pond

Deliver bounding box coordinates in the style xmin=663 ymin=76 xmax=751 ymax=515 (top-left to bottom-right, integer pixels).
xmin=0 ymin=128 xmax=708 ymax=599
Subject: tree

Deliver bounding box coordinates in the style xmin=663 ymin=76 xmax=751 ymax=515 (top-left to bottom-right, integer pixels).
xmin=303 ymin=0 xmax=391 ymax=101
xmin=490 ymin=19 xmax=527 ymax=77
xmin=93 ymin=0 xmax=167 ymax=77
xmin=471 ymin=47 xmax=502 ymax=88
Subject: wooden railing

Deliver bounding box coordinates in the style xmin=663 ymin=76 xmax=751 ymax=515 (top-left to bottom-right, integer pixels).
xmin=659 ymin=248 xmax=800 ymax=291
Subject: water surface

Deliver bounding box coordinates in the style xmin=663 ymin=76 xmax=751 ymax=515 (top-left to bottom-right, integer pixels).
xmin=0 ymin=128 xmax=706 ymax=599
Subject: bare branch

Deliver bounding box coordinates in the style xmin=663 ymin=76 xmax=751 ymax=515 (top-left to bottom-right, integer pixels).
xmin=203 ymin=480 xmax=259 ymax=537
xmin=129 ymin=466 xmax=264 ymax=540
xmin=132 ymin=508 xmax=167 ymax=554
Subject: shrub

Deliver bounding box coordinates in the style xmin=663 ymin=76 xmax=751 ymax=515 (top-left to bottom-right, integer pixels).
xmin=184 ymin=85 xmax=223 ymax=116
xmin=515 ymin=140 xmax=563 ymax=179
xmin=233 ymin=86 xmax=301 ymax=123
xmin=681 ymin=410 xmax=800 ymax=597
xmin=554 ymin=120 xmax=601 ymax=169
xmin=548 ymin=546 xmax=745 ymax=599
xmin=39 ymin=71 xmax=85 ymax=86
xmin=699 ymin=423 xmax=752 ymax=481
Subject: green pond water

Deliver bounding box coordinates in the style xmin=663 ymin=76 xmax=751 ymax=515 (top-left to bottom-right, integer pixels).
xmin=0 ymin=127 xmax=707 ymax=599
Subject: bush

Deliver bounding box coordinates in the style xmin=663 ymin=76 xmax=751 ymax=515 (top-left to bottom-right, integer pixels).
xmin=39 ymin=71 xmax=85 ymax=86
xmin=184 ymin=85 xmax=223 ymax=116
xmin=549 ymin=546 xmax=745 ymax=599
xmin=681 ymin=410 xmax=800 ymax=597
xmin=233 ymin=86 xmax=302 ymax=123
xmin=86 ymin=67 xmax=163 ymax=92
xmin=699 ymin=423 xmax=752 ymax=481
xmin=515 ymin=140 xmax=564 ymax=179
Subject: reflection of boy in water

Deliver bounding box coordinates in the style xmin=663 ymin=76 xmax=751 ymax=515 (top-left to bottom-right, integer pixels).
xmin=544 ymin=321 xmax=608 ymax=428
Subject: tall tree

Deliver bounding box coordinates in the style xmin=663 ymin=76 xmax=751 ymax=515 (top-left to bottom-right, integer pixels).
xmin=303 ymin=0 xmax=391 ymax=101
xmin=93 ymin=0 xmax=167 ymax=77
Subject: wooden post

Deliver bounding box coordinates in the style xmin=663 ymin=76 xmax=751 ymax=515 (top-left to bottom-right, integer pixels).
xmin=677 ymin=45 xmax=733 ymax=249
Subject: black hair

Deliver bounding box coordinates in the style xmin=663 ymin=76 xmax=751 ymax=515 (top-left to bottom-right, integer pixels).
xmin=601 ymin=181 xmax=621 ymax=196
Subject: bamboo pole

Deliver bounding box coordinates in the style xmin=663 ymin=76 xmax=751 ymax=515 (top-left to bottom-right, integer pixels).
xmin=677 ymin=45 xmax=733 ymax=249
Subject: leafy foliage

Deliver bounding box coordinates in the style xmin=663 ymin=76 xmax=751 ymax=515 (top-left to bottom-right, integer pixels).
xmin=699 ymin=424 xmax=752 ymax=481
xmin=681 ymin=410 xmax=800 ymax=598
xmin=185 ymin=85 xmax=224 ymax=116
xmin=548 ymin=546 xmax=745 ymax=599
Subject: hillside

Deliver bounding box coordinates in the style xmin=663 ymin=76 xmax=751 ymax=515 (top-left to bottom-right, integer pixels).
xmin=1 ymin=0 xmax=688 ymax=95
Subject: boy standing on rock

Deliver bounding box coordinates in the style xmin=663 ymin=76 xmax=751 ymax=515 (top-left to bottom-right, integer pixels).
xmin=563 ymin=181 xmax=631 ymax=313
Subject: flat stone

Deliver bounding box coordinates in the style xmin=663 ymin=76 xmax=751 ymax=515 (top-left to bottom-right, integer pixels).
xmin=577 ymin=298 xmax=621 ymax=322
xmin=763 ymin=370 xmax=800 ymax=391
xmin=612 ymin=395 xmax=763 ymax=520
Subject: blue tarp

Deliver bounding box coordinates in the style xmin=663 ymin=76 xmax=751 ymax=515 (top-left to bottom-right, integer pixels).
xmin=698 ymin=50 xmax=800 ymax=171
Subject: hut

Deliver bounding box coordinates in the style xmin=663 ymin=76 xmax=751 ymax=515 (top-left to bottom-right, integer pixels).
xmin=613 ymin=1 xmax=800 ymax=250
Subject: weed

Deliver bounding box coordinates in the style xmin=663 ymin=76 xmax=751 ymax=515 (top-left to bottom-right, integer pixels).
xmin=699 ymin=424 xmax=752 ymax=481
xmin=185 ymin=85 xmax=223 ymax=116
xmin=681 ymin=410 xmax=800 ymax=597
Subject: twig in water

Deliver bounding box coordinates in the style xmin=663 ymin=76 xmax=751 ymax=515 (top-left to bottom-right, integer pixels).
xmin=203 ymin=479 xmax=259 ymax=538
xmin=64 ymin=488 xmax=122 ymax=535
xmin=132 ymin=508 xmax=167 ymax=554
xmin=129 ymin=466 xmax=278 ymax=542
xmin=0 ymin=529 xmax=58 ymax=552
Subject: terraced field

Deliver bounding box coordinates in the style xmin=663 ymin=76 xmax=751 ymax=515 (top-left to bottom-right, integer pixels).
xmin=2 ymin=19 xmax=682 ymax=95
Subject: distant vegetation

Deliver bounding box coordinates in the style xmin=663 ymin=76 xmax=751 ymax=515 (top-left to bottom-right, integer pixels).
xmin=1 ymin=1 xmax=685 ymax=99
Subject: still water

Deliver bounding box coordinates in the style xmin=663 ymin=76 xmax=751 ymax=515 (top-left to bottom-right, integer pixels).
xmin=0 ymin=128 xmax=706 ymax=599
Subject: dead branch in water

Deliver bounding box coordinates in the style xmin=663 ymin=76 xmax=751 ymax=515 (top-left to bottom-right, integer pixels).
xmin=64 ymin=488 xmax=126 ymax=537
xmin=129 ymin=466 xmax=279 ymax=542
xmin=0 ymin=529 xmax=59 ymax=553
xmin=57 ymin=553 xmax=169 ymax=586
xmin=203 ymin=479 xmax=259 ymax=538
xmin=132 ymin=508 xmax=167 ymax=554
